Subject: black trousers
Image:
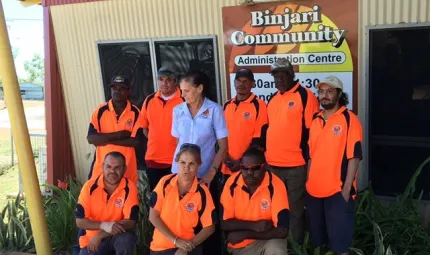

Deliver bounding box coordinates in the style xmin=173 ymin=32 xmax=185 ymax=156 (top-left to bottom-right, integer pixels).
xmin=146 ymin=167 xmax=172 ymax=192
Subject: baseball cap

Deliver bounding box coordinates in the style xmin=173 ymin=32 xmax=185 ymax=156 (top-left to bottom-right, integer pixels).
xmin=235 ymin=68 xmax=255 ymax=81
xmin=157 ymin=65 xmax=177 ymax=78
xmin=270 ymin=57 xmax=293 ymax=74
xmin=109 ymin=75 xmax=131 ymax=88
xmin=316 ymin=76 xmax=344 ymax=91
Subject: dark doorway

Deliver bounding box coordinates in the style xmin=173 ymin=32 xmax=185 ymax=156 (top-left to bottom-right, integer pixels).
xmin=368 ymin=25 xmax=430 ymax=199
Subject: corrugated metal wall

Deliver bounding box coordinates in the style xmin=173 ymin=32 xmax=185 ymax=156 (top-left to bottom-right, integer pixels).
xmin=50 ymin=0 xmax=239 ymax=180
xmin=50 ymin=0 xmax=430 ymax=182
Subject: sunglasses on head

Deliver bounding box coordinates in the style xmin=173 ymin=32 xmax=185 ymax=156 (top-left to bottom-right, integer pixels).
xmin=180 ymin=143 xmax=201 ymax=153
xmin=240 ymin=163 xmax=264 ymax=171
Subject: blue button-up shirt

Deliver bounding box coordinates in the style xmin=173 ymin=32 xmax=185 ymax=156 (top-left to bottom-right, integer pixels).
xmin=171 ymin=98 xmax=228 ymax=178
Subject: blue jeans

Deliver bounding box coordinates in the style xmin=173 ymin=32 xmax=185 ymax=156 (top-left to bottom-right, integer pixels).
xmin=79 ymin=231 xmax=137 ymax=255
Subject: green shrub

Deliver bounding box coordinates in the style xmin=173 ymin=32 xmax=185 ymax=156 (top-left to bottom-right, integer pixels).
xmin=0 ymin=194 xmax=34 ymax=253
xmin=43 ymin=176 xmax=82 ymax=252
xmin=135 ymin=171 xmax=153 ymax=255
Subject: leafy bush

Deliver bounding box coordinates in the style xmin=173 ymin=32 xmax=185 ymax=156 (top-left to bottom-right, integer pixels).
xmin=43 ymin=177 xmax=82 ymax=252
xmin=135 ymin=171 xmax=153 ymax=255
xmin=0 ymin=194 xmax=34 ymax=253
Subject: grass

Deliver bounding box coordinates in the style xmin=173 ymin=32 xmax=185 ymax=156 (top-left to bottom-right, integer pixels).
xmin=0 ymin=166 xmax=19 ymax=209
xmin=0 ymin=140 xmax=13 ymax=169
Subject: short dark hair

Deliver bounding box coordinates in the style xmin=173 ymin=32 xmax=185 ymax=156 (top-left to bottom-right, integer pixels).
xmin=104 ymin=151 xmax=126 ymax=165
xmin=174 ymin=143 xmax=202 ymax=165
xmin=241 ymin=147 xmax=266 ymax=164
xmin=180 ymin=71 xmax=214 ymax=101
xmin=337 ymin=89 xmax=349 ymax=106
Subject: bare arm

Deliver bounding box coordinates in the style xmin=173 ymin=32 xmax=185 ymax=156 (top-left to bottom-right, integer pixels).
xmin=148 ymin=208 xmax=176 ymax=242
xmin=343 ymin=158 xmax=360 ymax=192
xmin=191 ymin=225 xmax=215 ymax=246
xmin=237 ymin=227 xmax=288 ymax=240
xmin=87 ymin=132 xmax=123 ymax=146
xmin=221 ymin=219 xmax=259 ymax=232
xmin=211 ymin=138 xmax=228 ymax=170
xmin=109 ymin=138 xmax=141 ymax=147
xmin=76 ymin=218 xmax=102 ymax=230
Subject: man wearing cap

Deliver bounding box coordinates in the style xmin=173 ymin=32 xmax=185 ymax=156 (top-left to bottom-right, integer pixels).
xmin=222 ymin=69 xmax=268 ymax=178
xmin=306 ymin=76 xmax=362 ymax=255
xmin=263 ymin=58 xmax=319 ymax=244
xmin=138 ymin=65 xmax=184 ymax=191
xmin=87 ymin=75 xmax=142 ymax=185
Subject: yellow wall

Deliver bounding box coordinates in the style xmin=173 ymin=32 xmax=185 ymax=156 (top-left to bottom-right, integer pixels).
xmin=50 ymin=0 xmax=430 ymax=182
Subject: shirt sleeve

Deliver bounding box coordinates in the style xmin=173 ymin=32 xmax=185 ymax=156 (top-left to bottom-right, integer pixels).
xmin=304 ymin=90 xmax=320 ymax=129
xmin=75 ymin=182 xmax=91 ymax=219
xmin=149 ymin=175 xmax=167 ymax=212
xmin=130 ymin=106 xmax=141 ymax=138
xmin=140 ymin=98 xmax=150 ymax=129
xmin=122 ymin=184 xmax=139 ymax=221
xmin=271 ymin=178 xmax=290 ymax=228
xmin=346 ymin=113 xmax=363 ymax=160
xmin=220 ymin=177 xmax=235 ymax=220
xmin=212 ymin=105 xmax=228 ymax=139
xmin=87 ymin=108 xmax=100 ymax=136
xmin=199 ymin=185 xmax=217 ymax=228
xmin=171 ymin=108 xmax=180 ymax=139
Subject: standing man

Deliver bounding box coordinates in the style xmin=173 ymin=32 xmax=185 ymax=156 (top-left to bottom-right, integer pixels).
xmin=264 ymin=58 xmax=319 ymax=244
xmin=87 ymin=75 xmax=142 ymax=185
xmin=139 ymin=65 xmax=184 ymax=191
xmin=76 ymin=151 xmax=139 ymax=255
xmin=306 ymin=76 xmax=362 ymax=255
xmin=222 ymin=69 xmax=268 ymax=177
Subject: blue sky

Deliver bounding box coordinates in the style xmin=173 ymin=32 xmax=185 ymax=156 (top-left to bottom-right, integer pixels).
xmin=2 ymin=0 xmax=43 ymax=78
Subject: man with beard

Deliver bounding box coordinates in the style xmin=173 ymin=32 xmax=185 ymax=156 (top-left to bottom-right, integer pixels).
xmin=140 ymin=65 xmax=184 ymax=191
xmin=87 ymin=75 xmax=142 ymax=185
xmin=222 ymin=69 xmax=268 ymax=177
xmin=263 ymin=58 xmax=319 ymax=244
xmin=76 ymin=151 xmax=139 ymax=255
xmin=306 ymin=76 xmax=362 ymax=255
xmin=220 ymin=147 xmax=290 ymax=255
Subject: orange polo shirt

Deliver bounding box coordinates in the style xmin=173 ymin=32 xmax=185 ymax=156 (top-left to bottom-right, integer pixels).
xmin=75 ymin=175 xmax=139 ymax=248
xmin=149 ymin=174 xmax=216 ymax=252
xmin=220 ymin=171 xmax=290 ymax=249
xmin=88 ymin=100 xmax=141 ymax=184
xmin=306 ymin=106 xmax=363 ymax=198
xmin=265 ymin=82 xmax=319 ymax=167
xmin=140 ymin=89 xmax=184 ymax=168
xmin=222 ymin=93 xmax=268 ymax=175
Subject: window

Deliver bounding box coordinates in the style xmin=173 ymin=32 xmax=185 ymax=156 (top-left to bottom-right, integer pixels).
xmin=96 ymin=36 xmax=221 ymax=170
xmin=97 ymin=41 xmax=155 ymax=108
xmin=153 ymin=37 xmax=220 ymax=102
xmin=368 ymin=25 xmax=430 ymax=199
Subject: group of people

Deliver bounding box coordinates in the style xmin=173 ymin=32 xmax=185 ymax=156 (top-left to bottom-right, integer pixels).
xmin=74 ymin=57 xmax=363 ymax=255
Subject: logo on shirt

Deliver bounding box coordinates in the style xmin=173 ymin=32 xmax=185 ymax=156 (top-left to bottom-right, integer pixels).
xmin=332 ymin=125 xmax=342 ymax=135
xmin=288 ymin=101 xmax=296 ymax=108
xmin=115 ymin=197 xmax=124 ymax=207
xmin=243 ymin=112 xmax=251 ymax=120
xmin=260 ymin=198 xmax=270 ymax=210
xmin=126 ymin=118 xmax=133 ymax=127
xmin=185 ymin=202 xmax=196 ymax=212
xmin=202 ymin=109 xmax=210 ymax=118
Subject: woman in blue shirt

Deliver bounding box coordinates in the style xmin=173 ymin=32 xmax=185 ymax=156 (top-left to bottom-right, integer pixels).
xmin=171 ymin=71 xmax=228 ymax=186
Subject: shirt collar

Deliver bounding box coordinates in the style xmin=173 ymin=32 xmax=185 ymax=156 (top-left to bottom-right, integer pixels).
xmin=317 ymin=106 xmax=347 ymax=118
xmin=169 ymin=174 xmax=199 ymax=193
xmin=237 ymin=171 xmax=271 ymax=190
xmin=179 ymin=97 xmax=212 ymax=117
xmin=279 ymin=81 xmax=301 ymax=95
xmin=108 ymin=99 xmax=131 ymax=113
xmin=97 ymin=174 xmax=127 ymax=191
xmin=233 ymin=93 xmax=256 ymax=104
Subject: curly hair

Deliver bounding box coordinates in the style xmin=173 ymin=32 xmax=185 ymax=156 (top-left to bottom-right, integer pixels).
xmin=337 ymin=89 xmax=349 ymax=106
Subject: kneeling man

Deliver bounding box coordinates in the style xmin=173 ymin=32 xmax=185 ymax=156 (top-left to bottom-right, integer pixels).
xmin=75 ymin=151 xmax=139 ymax=255
xmin=220 ymin=147 xmax=290 ymax=255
